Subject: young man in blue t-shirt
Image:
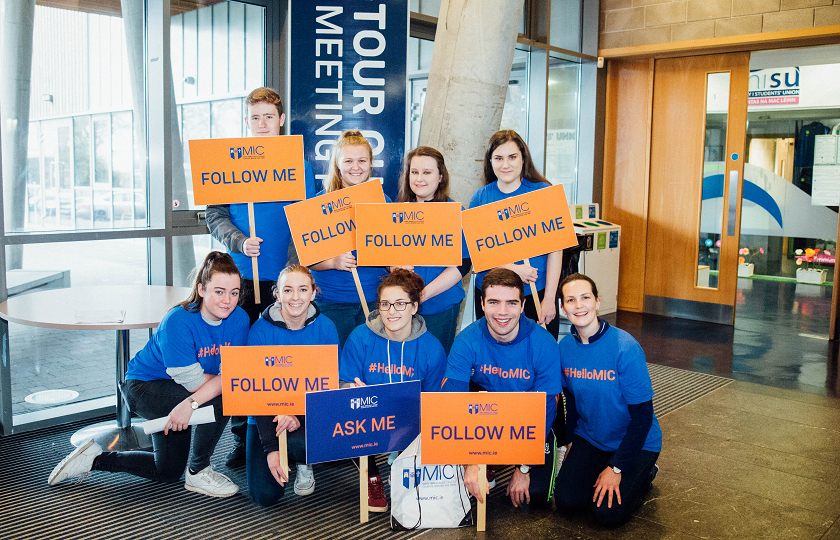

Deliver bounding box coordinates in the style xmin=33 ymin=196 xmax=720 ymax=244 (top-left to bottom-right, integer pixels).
xmin=443 ymin=268 xmax=562 ymax=511
xmin=205 ymin=87 xmax=315 ymax=467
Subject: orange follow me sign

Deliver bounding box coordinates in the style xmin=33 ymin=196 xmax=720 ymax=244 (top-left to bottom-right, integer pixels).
xmin=420 ymin=392 xmax=546 ymax=465
xmin=188 ymin=135 xmax=306 ymax=205
xmin=461 ymin=183 xmax=577 ymax=272
xmin=284 ymin=181 xmax=387 ymax=266
xmin=220 ymin=345 xmax=339 ymax=416
xmin=354 ymin=202 xmax=462 ymax=267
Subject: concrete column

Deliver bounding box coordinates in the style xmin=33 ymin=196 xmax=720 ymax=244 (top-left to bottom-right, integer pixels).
xmin=418 ymin=0 xmax=524 ymax=206
xmin=1 ymin=0 xmax=36 ymax=268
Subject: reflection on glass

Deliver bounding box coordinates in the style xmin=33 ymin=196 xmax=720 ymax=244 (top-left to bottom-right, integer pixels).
xmin=546 ymin=56 xmax=580 ymax=201
xmin=697 ymin=72 xmax=730 ymax=288
xmin=173 ymin=234 xmax=227 ymax=287
xmin=173 ymin=1 xmax=266 ymax=210
xmin=500 ymin=48 xmax=530 ymax=137
xmin=5 ymin=239 xmax=149 ymax=415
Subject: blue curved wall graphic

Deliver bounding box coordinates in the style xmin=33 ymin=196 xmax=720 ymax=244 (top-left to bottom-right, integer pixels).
xmin=702 ymin=173 xmax=783 ymax=228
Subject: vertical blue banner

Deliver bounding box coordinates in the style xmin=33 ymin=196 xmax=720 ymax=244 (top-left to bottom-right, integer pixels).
xmin=289 ymin=1 xmax=408 ymax=200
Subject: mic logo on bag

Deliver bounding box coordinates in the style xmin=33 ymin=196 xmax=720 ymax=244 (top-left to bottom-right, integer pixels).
xmin=350 ymin=396 xmax=378 ymax=410
xmin=402 ymin=465 xmax=457 ymax=488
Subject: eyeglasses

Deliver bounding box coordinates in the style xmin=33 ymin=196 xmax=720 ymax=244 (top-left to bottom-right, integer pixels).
xmin=377 ymin=300 xmax=411 ymax=311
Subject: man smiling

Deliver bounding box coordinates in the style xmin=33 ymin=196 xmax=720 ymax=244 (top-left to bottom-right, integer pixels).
xmin=442 ymin=268 xmax=562 ymax=511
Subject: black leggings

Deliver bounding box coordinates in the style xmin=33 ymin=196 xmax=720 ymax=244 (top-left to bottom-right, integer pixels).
xmin=555 ymin=435 xmax=659 ymax=528
xmin=94 ymin=379 xmax=229 ymax=482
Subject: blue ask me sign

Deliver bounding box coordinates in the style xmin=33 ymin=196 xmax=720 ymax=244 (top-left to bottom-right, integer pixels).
xmin=305 ymin=380 xmax=420 ymax=464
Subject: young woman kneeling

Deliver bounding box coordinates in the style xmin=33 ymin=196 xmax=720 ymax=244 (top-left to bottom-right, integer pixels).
xmin=556 ymin=273 xmax=661 ymax=527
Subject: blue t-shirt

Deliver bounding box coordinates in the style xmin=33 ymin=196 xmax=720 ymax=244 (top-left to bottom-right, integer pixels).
xmin=126 ymin=306 xmax=250 ymax=382
xmin=468 ymin=178 xmax=551 ymax=291
xmin=559 ymin=326 xmax=662 ymax=453
xmin=229 ymin=160 xmax=316 ymax=280
xmin=445 ymin=314 xmax=561 ymax=394
xmin=311 ymin=186 xmax=391 ymax=304
xmin=414 ymin=199 xmax=469 ymax=316
xmin=339 ymin=320 xmax=446 ymax=392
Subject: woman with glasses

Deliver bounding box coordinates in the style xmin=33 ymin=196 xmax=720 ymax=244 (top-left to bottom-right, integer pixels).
xmin=338 ymin=268 xmax=447 ymax=513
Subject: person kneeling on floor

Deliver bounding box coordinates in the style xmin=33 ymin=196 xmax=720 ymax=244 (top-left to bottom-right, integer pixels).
xmin=442 ymin=268 xmax=563 ymax=511
xmin=555 ymin=273 xmax=661 ymax=528
xmin=48 ymin=252 xmax=249 ymax=497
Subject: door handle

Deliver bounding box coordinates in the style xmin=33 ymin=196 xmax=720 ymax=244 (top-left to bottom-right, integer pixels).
xmin=726 ymin=170 xmax=738 ymax=236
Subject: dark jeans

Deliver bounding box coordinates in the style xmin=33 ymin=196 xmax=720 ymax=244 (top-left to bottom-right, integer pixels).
xmin=318 ymin=300 xmax=378 ymax=348
xmin=245 ymin=418 xmax=307 ymax=506
xmin=555 ymin=434 xmax=659 ymax=528
xmin=422 ymin=302 xmax=461 ymax=355
xmin=94 ymin=379 xmax=229 ymax=482
xmin=474 ymin=286 xmax=560 ymax=340
xmin=230 ymin=278 xmax=274 ymax=445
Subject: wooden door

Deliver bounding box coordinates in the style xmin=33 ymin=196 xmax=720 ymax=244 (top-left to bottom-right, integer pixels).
xmin=644 ymin=53 xmax=749 ymax=324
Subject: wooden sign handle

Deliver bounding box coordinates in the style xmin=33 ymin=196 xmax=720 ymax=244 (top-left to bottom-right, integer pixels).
xmin=477 ymin=463 xmax=487 ymax=532
xmin=277 ymin=427 xmax=289 ymax=478
xmin=351 ymin=267 xmax=370 ymax=319
xmin=523 ymin=258 xmax=546 ymax=329
xmin=359 ymin=454 xmax=369 ymax=523
xmin=248 ymin=202 xmax=261 ymax=304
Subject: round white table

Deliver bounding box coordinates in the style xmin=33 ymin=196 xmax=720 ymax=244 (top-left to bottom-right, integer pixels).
xmin=0 ymin=285 xmax=190 ymax=451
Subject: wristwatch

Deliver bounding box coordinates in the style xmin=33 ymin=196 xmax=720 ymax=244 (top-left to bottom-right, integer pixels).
xmin=610 ymin=465 xmax=622 ymax=474
xmin=519 ymin=465 xmax=531 ymax=474
xmin=187 ymin=396 xmax=199 ymax=410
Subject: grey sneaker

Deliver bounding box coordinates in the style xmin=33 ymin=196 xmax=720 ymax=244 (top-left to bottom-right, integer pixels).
xmin=294 ymin=463 xmax=315 ymax=496
xmin=48 ymin=438 xmax=102 ymax=486
xmin=185 ymin=465 xmax=239 ymax=498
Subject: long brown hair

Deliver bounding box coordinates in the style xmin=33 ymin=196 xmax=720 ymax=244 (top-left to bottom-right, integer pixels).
xmin=482 ymin=130 xmax=549 ymax=186
xmin=396 ymin=146 xmax=451 ymax=203
xmin=324 ymin=130 xmax=374 ymax=193
xmin=178 ymin=252 xmax=241 ymax=313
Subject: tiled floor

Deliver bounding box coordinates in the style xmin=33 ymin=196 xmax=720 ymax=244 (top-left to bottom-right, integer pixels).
xmin=6 ymin=275 xmax=840 ymax=538
xmin=421 ymin=381 xmax=840 ymax=540
xmin=421 ymin=277 xmax=840 ymax=539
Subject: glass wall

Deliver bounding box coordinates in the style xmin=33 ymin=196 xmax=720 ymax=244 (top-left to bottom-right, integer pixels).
xmin=546 ymin=55 xmax=581 ymax=200
xmin=0 ymin=0 xmax=270 ymax=433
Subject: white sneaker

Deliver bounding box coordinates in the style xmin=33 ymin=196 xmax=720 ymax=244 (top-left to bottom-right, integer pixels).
xmin=185 ymin=465 xmax=239 ymax=498
xmin=294 ymin=463 xmax=315 ymax=496
xmin=556 ymin=445 xmax=567 ymax=476
xmin=48 ymin=438 xmax=102 ymax=486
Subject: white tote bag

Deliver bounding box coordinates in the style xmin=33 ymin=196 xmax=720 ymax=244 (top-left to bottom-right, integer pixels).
xmin=389 ymin=435 xmax=474 ymax=530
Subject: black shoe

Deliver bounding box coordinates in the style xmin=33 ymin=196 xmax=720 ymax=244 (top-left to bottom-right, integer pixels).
xmin=225 ymin=443 xmax=246 ymax=468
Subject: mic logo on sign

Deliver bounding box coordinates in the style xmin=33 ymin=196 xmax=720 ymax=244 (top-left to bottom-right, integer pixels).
xmin=392 ymin=210 xmax=424 ymax=224
xmin=265 ymin=355 xmax=293 ymax=367
xmin=229 ymin=146 xmax=264 ymax=160
xmin=469 ymin=403 xmax=499 ymax=415
xmin=497 ymin=202 xmax=530 ymax=221
xmin=321 ymin=196 xmax=352 ymax=216
xmin=350 ymin=396 xmax=378 ymax=410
